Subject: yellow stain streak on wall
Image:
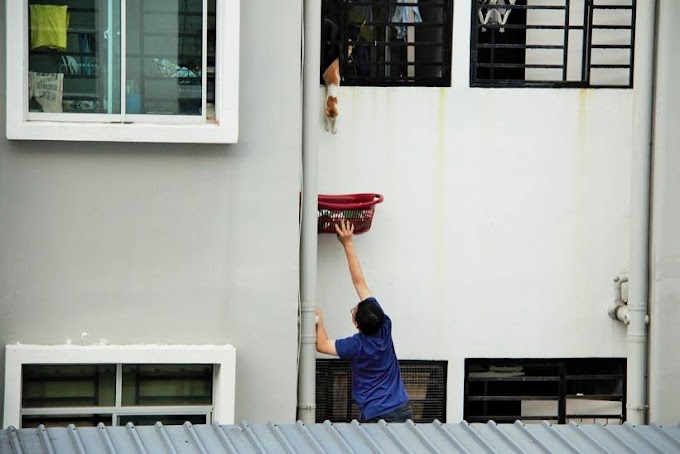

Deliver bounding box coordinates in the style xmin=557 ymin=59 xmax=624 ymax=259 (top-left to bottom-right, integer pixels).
xmin=576 ymin=89 xmax=589 ymax=288
xmin=578 ymin=89 xmax=588 ymax=208
xmin=436 ymin=89 xmax=447 ymax=280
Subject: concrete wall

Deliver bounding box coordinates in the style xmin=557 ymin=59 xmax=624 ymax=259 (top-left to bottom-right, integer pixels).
xmin=1 ymin=0 xmax=676 ymax=425
xmin=316 ymin=87 xmax=633 ymax=421
xmin=316 ymin=0 xmax=639 ymax=422
xmin=649 ymin=0 xmax=680 ymax=425
xmin=0 ymin=1 xmax=302 ymax=425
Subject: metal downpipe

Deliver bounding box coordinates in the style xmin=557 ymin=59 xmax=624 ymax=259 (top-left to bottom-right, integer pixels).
xmin=298 ymin=0 xmax=321 ymax=423
xmin=627 ymin=0 xmax=657 ymax=425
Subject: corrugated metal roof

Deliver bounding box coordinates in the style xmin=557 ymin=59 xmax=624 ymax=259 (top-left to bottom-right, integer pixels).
xmin=1 ymin=421 xmax=680 ymax=454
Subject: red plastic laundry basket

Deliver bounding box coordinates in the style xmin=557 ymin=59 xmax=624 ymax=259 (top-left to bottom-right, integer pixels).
xmin=318 ymin=193 xmax=384 ymax=234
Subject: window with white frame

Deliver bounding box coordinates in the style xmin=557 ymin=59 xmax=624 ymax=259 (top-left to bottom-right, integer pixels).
xmin=21 ymin=364 xmax=214 ymax=427
xmin=6 ymin=0 xmax=239 ymax=143
xmin=4 ymin=345 xmax=236 ymax=428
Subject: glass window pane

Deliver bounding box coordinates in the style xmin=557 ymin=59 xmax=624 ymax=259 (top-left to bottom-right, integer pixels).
xmin=117 ymin=414 xmax=209 ymax=426
xmin=126 ymin=0 xmax=214 ymax=116
xmin=122 ymin=364 xmax=213 ymax=406
xmin=22 ymin=365 xmax=116 ymax=408
xmin=27 ymin=0 xmax=121 ymax=114
xmin=22 ymin=414 xmax=112 ymax=428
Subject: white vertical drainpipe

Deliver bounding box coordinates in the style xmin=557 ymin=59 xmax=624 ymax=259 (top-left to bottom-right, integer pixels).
xmin=298 ymin=0 xmax=321 ymax=423
xmin=626 ymin=0 xmax=658 ymax=425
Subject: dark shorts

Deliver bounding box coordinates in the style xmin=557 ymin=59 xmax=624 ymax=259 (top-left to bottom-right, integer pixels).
xmin=361 ymin=403 xmax=413 ymax=423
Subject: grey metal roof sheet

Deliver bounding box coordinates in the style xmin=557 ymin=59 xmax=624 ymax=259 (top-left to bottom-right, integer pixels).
xmin=1 ymin=420 xmax=680 ymax=454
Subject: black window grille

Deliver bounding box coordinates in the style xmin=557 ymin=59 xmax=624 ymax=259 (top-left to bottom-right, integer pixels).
xmin=321 ymin=0 xmax=453 ymax=86
xmin=470 ymin=0 xmax=636 ymax=88
xmin=316 ymin=359 xmax=447 ymax=422
xmin=464 ymin=358 xmax=626 ymax=424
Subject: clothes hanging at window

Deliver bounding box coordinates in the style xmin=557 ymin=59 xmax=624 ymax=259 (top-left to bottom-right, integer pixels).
xmin=30 ymin=5 xmax=70 ymax=51
xmin=28 ymin=72 xmax=64 ymax=113
xmin=346 ymin=5 xmax=374 ymax=76
xmin=391 ymin=0 xmax=422 ymax=40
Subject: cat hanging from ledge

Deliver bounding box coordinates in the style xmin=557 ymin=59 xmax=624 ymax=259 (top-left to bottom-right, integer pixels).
xmin=322 ymin=58 xmax=339 ymax=134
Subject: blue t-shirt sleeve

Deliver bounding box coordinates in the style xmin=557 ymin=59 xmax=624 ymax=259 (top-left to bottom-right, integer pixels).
xmin=335 ymin=335 xmax=360 ymax=360
xmin=365 ymin=297 xmax=381 ymax=310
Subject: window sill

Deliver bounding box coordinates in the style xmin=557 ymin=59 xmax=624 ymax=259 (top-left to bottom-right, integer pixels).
xmin=6 ymin=115 xmax=238 ymax=144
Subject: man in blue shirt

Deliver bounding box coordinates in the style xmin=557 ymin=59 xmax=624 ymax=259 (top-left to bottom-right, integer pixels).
xmin=316 ymin=220 xmax=412 ymax=422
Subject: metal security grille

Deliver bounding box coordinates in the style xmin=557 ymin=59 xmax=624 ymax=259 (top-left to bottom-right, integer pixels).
xmin=470 ymin=0 xmax=636 ymax=88
xmin=321 ymin=0 xmax=453 ymax=86
xmin=316 ymin=359 xmax=448 ymax=422
xmin=464 ymin=358 xmax=626 ymax=424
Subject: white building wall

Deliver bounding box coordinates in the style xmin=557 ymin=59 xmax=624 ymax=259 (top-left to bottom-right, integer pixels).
xmin=317 ymin=88 xmax=632 ymax=422
xmin=316 ymin=0 xmax=638 ymax=422
xmin=0 ymin=1 xmax=303 ymax=425
xmin=0 ymin=0 xmax=676 ymax=425
xmin=649 ymin=0 xmax=680 ymax=425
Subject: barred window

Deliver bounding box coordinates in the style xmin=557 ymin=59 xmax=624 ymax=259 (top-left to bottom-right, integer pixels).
xmin=321 ymin=0 xmax=453 ymax=87
xmin=316 ymin=359 xmax=447 ymax=422
xmin=464 ymin=358 xmax=626 ymax=424
xmin=471 ymin=0 xmax=636 ymax=88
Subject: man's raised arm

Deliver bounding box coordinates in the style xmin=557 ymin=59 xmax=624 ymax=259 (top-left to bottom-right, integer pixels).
xmin=335 ymin=220 xmax=372 ymax=301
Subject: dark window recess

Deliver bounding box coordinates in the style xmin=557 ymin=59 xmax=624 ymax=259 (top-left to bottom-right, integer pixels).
xmin=321 ymin=0 xmax=453 ymax=87
xmin=121 ymin=364 xmax=213 ymax=406
xmin=21 ymin=363 xmax=213 ymax=428
xmin=464 ymin=358 xmax=626 ymax=424
xmin=22 ymin=414 xmax=113 ymax=429
xmin=316 ymin=359 xmax=447 ymax=423
xmin=470 ymin=0 xmax=636 ymax=88
xmin=22 ymin=364 xmax=116 ymax=408
xmin=117 ymin=414 xmax=209 ymax=426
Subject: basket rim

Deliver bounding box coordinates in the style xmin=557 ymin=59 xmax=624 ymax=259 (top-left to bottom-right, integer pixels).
xmin=318 ymin=193 xmax=384 ymax=210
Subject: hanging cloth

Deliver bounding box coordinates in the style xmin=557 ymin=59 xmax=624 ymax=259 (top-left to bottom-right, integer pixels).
xmin=391 ymin=0 xmax=423 ymax=40
xmin=28 ymin=72 xmax=64 ymax=113
xmin=478 ymin=0 xmax=516 ymax=33
xmin=348 ymin=5 xmax=374 ymax=41
xmin=30 ymin=5 xmax=70 ymax=51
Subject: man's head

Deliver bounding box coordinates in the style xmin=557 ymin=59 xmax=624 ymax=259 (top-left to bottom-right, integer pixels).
xmin=351 ymin=298 xmax=385 ymax=335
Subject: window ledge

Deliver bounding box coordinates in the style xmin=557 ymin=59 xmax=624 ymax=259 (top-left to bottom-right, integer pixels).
xmin=7 ymin=115 xmax=238 ymax=144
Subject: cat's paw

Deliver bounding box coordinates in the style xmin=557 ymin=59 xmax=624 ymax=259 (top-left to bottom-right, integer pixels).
xmin=331 ymin=126 xmax=337 ymax=134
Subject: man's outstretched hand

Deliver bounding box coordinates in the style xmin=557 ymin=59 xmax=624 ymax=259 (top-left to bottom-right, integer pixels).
xmin=335 ymin=220 xmax=355 ymax=246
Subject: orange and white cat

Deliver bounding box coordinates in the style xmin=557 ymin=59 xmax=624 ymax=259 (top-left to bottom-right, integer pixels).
xmin=322 ymin=58 xmax=339 ymax=134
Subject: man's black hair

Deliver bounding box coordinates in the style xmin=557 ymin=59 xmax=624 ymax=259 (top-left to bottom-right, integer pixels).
xmin=355 ymin=298 xmax=385 ymax=335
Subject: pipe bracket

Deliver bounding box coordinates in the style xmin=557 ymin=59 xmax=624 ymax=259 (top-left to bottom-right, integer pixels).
xmin=626 ymin=403 xmax=649 ymax=411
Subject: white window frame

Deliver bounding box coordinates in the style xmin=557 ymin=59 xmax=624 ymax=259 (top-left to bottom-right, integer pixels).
xmin=4 ymin=344 xmax=236 ymax=428
xmin=5 ymin=0 xmax=240 ymax=143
